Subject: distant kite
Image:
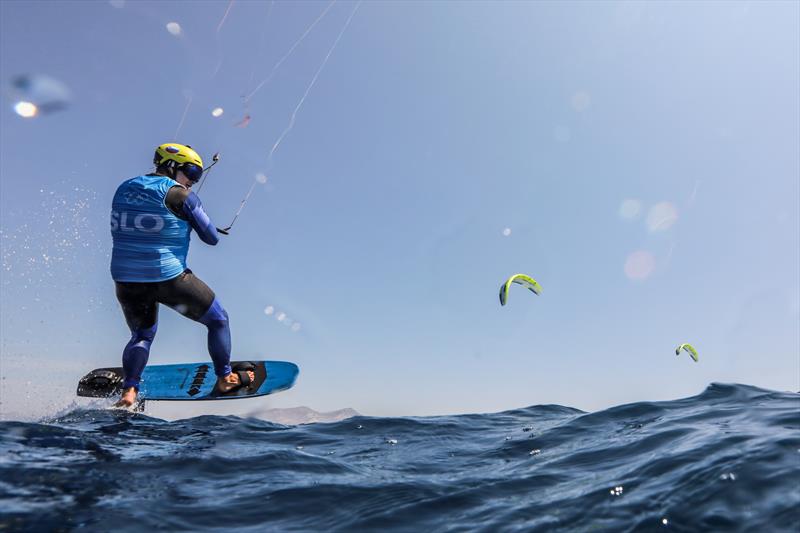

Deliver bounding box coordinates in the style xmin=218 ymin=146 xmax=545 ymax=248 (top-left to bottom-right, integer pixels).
xmin=675 ymin=343 xmax=699 ymax=362
xmin=10 ymin=74 xmax=72 ymax=116
xmin=234 ymin=114 xmax=251 ymax=128
xmin=499 ymin=274 xmax=541 ymax=306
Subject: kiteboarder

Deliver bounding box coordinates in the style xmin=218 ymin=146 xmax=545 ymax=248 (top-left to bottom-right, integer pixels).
xmin=110 ymin=143 xmax=253 ymax=407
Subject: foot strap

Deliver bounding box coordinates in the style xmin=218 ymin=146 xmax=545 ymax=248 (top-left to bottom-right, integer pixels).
xmin=232 ymin=362 xmax=256 ymax=387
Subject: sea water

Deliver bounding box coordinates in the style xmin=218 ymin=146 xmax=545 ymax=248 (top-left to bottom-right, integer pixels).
xmin=1 ymin=383 xmax=798 ymax=532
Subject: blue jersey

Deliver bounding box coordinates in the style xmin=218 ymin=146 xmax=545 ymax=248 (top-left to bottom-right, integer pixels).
xmin=110 ymin=175 xmax=191 ymax=282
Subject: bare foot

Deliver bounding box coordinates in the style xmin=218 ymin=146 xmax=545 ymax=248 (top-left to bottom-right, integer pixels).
xmin=217 ymin=370 xmax=255 ymax=393
xmin=114 ymin=387 xmax=138 ymax=408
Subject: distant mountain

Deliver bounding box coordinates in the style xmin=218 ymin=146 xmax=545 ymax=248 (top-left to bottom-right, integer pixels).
xmin=248 ymin=406 xmax=360 ymax=425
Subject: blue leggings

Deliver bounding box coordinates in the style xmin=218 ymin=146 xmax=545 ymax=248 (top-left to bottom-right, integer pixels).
xmin=121 ymin=299 xmax=232 ymax=390
xmin=116 ymin=271 xmax=232 ymax=390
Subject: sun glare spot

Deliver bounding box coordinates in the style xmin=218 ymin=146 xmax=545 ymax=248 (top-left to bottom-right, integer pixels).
xmin=14 ymin=101 xmax=37 ymax=118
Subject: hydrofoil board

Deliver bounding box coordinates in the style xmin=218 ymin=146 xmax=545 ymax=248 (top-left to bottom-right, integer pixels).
xmin=77 ymin=361 xmax=298 ymax=401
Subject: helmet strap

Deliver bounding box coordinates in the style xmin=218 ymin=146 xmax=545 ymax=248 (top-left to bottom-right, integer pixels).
xmin=163 ymin=161 xmax=177 ymax=179
xmin=154 ymin=161 xmax=178 ymax=179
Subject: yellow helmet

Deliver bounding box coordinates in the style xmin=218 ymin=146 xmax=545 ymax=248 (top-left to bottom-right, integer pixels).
xmin=153 ymin=143 xmax=204 ymax=181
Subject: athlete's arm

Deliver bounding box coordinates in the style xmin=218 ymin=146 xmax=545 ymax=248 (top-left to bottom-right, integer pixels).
xmin=165 ymin=186 xmax=219 ymax=245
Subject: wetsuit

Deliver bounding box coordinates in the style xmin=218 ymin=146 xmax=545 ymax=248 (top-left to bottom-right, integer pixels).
xmin=110 ymin=174 xmax=230 ymax=391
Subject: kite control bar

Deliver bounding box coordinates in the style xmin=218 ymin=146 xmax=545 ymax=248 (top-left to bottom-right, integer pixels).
xmin=195 ymin=151 xmax=259 ymax=236
xmin=196 ymin=152 xmax=221 ymax=193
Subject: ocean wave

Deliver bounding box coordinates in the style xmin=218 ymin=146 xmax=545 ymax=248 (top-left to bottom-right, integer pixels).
xmin=1 ymin=383 xmax=798 ymax=532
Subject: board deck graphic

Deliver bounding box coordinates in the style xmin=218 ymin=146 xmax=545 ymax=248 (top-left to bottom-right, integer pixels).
xmin=77 ymin=360 xmax=299 ymax=401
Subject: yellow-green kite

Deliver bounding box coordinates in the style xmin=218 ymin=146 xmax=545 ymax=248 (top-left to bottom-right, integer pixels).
xmin=675 ymin=343 xmax=699 ymax=362
xmin=499 ymin=274 xmax=541 ymax=306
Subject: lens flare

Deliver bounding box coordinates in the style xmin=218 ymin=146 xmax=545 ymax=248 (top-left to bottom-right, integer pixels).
xmin=624 ymin=251 xmax=656 ymax=281
xmin=619 ymin=199 xmax=641 ymax=220
xmin=646 ymin=202 xmax=678 ymax=232
xmin=13 ymin=101 xmax=37 ymax=118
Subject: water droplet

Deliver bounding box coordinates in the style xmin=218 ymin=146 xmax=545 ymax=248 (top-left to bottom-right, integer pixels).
xmin=166 ymin=22 xmax=182 ymax=36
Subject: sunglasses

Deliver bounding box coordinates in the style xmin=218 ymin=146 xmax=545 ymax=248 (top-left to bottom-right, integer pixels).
xmin=180 ymin=163 xmax=204 ymax=183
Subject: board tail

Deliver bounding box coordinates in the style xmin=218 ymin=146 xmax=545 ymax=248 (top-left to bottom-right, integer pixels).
xmin=77 ymin=368 xmax=124 ymax=398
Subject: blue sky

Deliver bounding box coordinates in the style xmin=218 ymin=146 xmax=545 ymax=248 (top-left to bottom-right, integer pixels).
xmin=1 ymin=1 xmax=798 ymax=420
